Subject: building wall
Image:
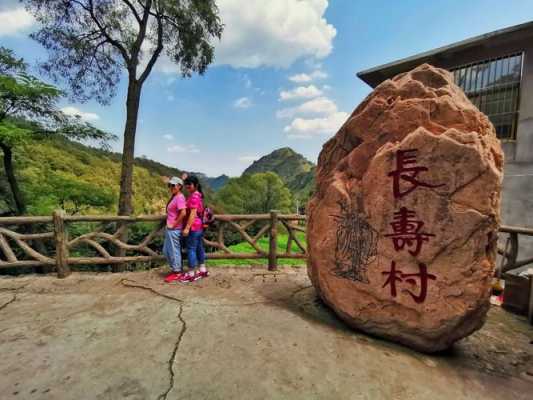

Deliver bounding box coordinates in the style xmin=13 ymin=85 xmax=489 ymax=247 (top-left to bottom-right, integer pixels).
xmin=443 ymin=40 xmax=533 ymax=259
xmin=362 ymin=32 xmax=533 ymax=259
xmin=397 ymin=36 xmax=531 ymax=162
xmin=399 ymin=37 xmax=533 ymax=257
xmin=502 ymin=163 xmax=533 ymax=260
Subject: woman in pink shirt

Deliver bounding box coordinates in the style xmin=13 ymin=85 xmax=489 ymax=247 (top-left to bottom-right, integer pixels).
xmin=181 ymin=175 xmax=208 ymax=282
xmin=163 ymin=177 xmax=188 ymax=283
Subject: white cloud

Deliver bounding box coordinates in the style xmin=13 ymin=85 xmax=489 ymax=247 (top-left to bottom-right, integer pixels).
xmin=168 ymin=144 xmax=200 ymax=153
xmin=279 ymin=85 xmax=322 ymax=101
xmin=277 ymin=96 xmax=337 ymax=119
xmin=214 ymin=0 xmax=336 ymax=68
xmin=243 ymin=75 xmax=252 ymax=89
xmin=238 ymin=155 xmax=259 ymax=163
xmin=163 ymin=134 xmax=174 ymax=140
xmin=0 ymin=7 xmax=34 ymax=36
xmin=154 ymin=1 xmax=335 ymax=73
xmin=233 ymin=97 xmax=253 ymax=109
xmin=61 ymin=106 xmax=100 ymax=122
xmin=284 ymin=111 xmax=348 ymax=139
xmin=288 ymin=70 xmax=328 ymax=83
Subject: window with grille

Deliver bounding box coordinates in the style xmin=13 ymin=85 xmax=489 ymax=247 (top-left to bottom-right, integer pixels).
xmin=451 ymin=53 xmax=523 ymax=140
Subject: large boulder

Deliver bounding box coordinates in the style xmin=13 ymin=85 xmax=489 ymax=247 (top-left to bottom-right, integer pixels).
xmin=307 ymin=64 xmax=503 ymax=352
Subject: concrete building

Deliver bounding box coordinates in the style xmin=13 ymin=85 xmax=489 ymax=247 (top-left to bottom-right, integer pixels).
xmin=357 ymin=21 xmax=533 ymax=258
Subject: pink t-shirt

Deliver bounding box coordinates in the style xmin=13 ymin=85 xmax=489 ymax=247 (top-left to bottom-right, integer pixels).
xmin=166 ymin=193 xmax=186 ymax=228
xmin=186 ymin=191 xmax=204 ymax=232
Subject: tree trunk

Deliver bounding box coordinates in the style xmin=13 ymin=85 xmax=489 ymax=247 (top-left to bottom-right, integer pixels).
xmin=0 ymin=142 xmax=26 ymax=215
xmin=115 ymin=78 xmax=142 ymax=272
xmin=118 ymin=79 xmax=142 ymax=216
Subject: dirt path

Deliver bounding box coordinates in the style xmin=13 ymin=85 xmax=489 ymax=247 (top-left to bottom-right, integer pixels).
xmin=0 ymin=267 xmax=532 ymax=400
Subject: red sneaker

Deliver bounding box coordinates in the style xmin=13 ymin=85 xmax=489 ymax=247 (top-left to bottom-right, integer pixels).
xmin=165 ymin=272 xmax=185 ymax=283
xmin=178 ymin=273 xmax=195 ymax=283
xmin=197 ymin=270 xmax=209 ymax=279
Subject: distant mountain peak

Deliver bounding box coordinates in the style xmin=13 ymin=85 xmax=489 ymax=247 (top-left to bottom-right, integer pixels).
xmin=242 ymin=147 xmax=315 ymax=200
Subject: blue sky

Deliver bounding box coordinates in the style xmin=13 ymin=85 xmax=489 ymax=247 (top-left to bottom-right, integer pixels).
xmin=2 ymin=0 xmax=533 ymax=176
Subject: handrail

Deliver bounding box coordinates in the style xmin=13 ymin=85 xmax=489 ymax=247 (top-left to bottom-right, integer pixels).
xmin=0 ymin=213 xmax=307 ymax=224
xmin=1 ymin=212 xmax=531 ymax=279
xmin=0 ymin=210 xmax=307 ymax=277
xmin=499 ymin=225 xmax=533 ymax=236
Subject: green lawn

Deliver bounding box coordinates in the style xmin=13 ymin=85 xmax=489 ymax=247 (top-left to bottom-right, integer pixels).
xmin=207 ymin=232 xmax=307 ymax=267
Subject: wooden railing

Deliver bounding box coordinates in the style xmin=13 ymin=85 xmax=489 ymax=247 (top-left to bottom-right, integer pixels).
xmin=1 ymin=209 xmax=532 ymax=283
xmin=0 ymin=210 xmax=307 ymax=277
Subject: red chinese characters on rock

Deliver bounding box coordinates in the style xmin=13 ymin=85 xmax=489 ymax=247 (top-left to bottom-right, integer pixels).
xmin=382 ymin=261 xmax=437 ymax=304
xmin=387 ymin=149 xmax=445 ymax=199
xmin=383 ymin=149 xmax=443 ymax=304
xmin=384 ymin=207 xmax=434 ymax=256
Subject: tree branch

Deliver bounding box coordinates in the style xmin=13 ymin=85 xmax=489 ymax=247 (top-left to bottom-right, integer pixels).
xmin=121 ymin=0 xmax=142 ymax=25
xmin=85 ymin=0 xmax=131 ymax=64
xmin=138 ymin=11 xmax=163 ymax=84
xmin=129 ymin=0 xmax=152 ymax=69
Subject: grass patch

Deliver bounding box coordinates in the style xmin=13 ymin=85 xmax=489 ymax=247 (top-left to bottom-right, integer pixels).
xmin=207 ymin=232 xmax=307 ymax=267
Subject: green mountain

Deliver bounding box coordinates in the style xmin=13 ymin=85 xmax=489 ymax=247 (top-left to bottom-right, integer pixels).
xmin=1 ymin=139 xmax=315 ymax=217
xmin=242 ymin=147 xmax=316 ymax=201
xmin=203 ymin=174 xmax=230 ymax=191
xmin=0 ymin=137 xmax=217 ymax=216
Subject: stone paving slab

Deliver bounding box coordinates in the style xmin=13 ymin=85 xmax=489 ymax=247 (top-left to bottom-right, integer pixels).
xmin=0 ymin=267 xmax=531 ymax=400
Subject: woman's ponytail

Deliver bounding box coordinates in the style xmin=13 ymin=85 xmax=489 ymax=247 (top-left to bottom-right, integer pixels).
xmin=184 ymin=175 xmax=203 ymax=196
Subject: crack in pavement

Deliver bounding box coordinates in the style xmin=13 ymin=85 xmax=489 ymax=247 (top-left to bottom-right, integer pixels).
xmin=158 ymin=303 xmax=187 ymax=400
xmin=120 ymin=279 xmax=186 ymax=400
xmin=0 ymin=294 xmax=17 ymax=312
xmin=120 ymin=279 xmax=184 ymax=303
xmin=120 ymin=277 xmax=313 ymax=400
xmin=120 ymin=278 xmax=313 ymax=308
xmin=0 ymin=284 xmax=28 ymax=292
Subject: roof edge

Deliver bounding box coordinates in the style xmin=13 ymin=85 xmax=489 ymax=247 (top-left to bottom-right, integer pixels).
xmin=357 ymin=20 xmax=533 ymax=80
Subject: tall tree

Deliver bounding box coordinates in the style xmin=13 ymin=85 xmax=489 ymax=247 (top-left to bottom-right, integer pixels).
xmin=216 ymin=173 xmax=294 ymax=215
xmin=23 ymin=0 xmax=223 ymax=216
xmin=0 ymin=47 xmax=114 ymax=215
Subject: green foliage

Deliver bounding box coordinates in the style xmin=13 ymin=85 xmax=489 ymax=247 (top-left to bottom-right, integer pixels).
xmin=2 ymin=136 xmax=169 ymax=216
xmin=216 ymin=172 xmax=293 ymax=214
xmin=23 ymin=1 xmax=224 ymax=215
xmin=23 ymin=0 xmax=224 ymax=103
xmin=0 ymin=46 xmax=115 ymax=215
xmin=0 ymin=120 xmax=33 ymax=148
xmin=30 ymin=172 xmax=116 ymax=215
xmin=242 ymin=147 xmax=316 ymax=202
xmin=207 ymin=232 xmax=307 ymax=267
xmin=0 ymin=47 xmax=25 ymax=75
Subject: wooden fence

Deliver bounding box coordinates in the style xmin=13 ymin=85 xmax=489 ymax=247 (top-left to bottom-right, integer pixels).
xmin=1 ymin=210 xmax=532 ymax=280
xmin=0 ymin=210 xmax=306 ymax=277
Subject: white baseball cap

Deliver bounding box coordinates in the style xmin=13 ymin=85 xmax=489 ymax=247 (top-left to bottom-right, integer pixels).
xmin=168 ymin=177 xmax=183 ymax=186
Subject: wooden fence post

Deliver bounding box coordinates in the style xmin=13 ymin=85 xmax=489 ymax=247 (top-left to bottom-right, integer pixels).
xmin=53 ymin=209 xmax=70 ymax=278
xmin=268 ymin=210 xmax=279 ymax=271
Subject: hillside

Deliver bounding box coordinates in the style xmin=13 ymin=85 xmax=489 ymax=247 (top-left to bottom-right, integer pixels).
xmin=190 ymin=172 xmax=229 ymax=192
xmin=203 ymin=174 xmax=230 ymax=191
xmin=0 ymin=139 xmax=316 ymax=216
xmin=0 ymin=137 xmax=215 ymax=216
xmin=243 ymin=147 xmax=316 ymax=200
